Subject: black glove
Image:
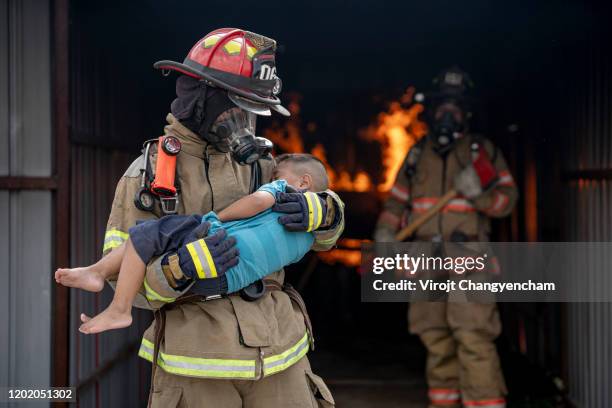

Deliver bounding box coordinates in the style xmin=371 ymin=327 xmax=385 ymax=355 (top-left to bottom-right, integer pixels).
xmin=175 ymin=227 xmax=239 ymax=280
xmin=272 ymin=191 xmax=327 ymax=232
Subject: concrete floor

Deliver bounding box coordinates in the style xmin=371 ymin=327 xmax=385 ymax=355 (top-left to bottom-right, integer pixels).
xmin=310 ymin=344 xmax=429 ymax=407
xmin=330 ymin=380 xmax=428 ymax=407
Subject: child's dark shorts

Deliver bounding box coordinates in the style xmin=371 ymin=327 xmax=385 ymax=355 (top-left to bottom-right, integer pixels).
xmin=128 ymin=214 xmax=202 ymax=264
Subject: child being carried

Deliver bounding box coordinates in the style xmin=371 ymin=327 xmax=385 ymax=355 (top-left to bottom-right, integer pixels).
xmin=55 ymin=154 xmax=330 ymax=334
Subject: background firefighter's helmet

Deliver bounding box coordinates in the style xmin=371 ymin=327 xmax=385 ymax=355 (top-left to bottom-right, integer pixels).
xmin=428 ymin=65 xmax=474 ymax=113
xmin=433 ymin=66 xmax=474 ymax=97
xmin=416 ymin=66 xmax=475 ymax=126
xmin=154 ymin=28 xmax=289 ymax=116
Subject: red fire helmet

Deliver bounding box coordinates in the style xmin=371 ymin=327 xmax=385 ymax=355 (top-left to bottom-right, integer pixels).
xmin=154 ymin=28 xmax=289 ymax=116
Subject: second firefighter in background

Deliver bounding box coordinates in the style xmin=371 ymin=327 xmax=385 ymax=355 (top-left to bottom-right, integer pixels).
xmin=374 ymin=67 xmax=518 ymax=408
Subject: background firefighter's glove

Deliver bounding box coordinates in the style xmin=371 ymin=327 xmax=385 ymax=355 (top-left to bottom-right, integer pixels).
xmin=454 ymin=165 xmax=484 ymax=199
xmin=272 ymin=191 xmax=328 ymax=232
xmin=175 ymin=228 xmax=239 ymax=280
xmin=455 ymin=146 xmax=498 ymax=199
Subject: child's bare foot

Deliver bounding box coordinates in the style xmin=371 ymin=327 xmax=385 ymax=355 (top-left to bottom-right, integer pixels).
xmin=79 ymin=305 xmax=133 ymax=334
xmin=55 ymin=267 xmax=105 ymax=292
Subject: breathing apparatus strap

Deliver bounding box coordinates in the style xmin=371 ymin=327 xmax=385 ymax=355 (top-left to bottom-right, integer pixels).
xmin=249 ymin=160 xmax=263 ymax=193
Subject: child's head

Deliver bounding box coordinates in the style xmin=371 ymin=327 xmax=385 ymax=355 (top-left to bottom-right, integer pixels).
xmin=273 ymin=153 xmax=329 ymax=192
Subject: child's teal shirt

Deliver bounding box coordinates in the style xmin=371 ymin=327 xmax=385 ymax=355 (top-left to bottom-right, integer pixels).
xmin=203 ymin=180 xmax=314 ymax=293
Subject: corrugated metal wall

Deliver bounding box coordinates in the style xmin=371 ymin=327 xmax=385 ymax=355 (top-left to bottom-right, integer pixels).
xmin=69 ymin=145 xmax=151 ymax=407
xmin=68 ymin=1 xmax=154 ymax=403
xmin=66 ymin=1 xmax=165 ymax=404
xmin=0 ymin=1 xmax=53 ymax=405
xmin=562 ymin=31 xmax=612 ymax=408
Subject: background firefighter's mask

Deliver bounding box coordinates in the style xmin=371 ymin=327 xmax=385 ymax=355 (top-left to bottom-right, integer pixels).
xmin=431 ymin=102 xmax=465 ymax=154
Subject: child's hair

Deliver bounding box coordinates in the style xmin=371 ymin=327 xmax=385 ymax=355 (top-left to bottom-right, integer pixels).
xmin=275 ymin=153 xmax=329 ymax=191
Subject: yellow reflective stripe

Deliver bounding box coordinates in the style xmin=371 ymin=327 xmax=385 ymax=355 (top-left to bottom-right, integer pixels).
xmin=103 ymin=229 xmax=129 ymax=252
xmin=138 ymin=341 xmax=154 ymax=361
xmin=314 ymin=193 xmax=323 ymax=230
xmin=138 ymin=338 xmax=257 ymax=379
xmin=304 ymin=193 xmax=315 ymax=232
xmin=263 ymin=332 xmax=310 ymax=376
xmin=105 ymin=229 xmax=129 ymax=240
xmin=143 ymin=278 xmax=176 ymax=303
xmin=186 ymin=241 xmax=206 ymax=279
xmin=198 ymin=239 xmax=218 ymax=278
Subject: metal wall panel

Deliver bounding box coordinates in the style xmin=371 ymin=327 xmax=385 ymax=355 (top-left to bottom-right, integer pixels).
xmin=563 ymin=33 xmax=612 ymax=408
xmin=0 ymin=191 xmax=9 ymax=387
xmin=0 ymin=0 xmax=53 ymax=403
xmin=7 ymin=191 xmax=52 ymax=391
xmin=0 ymin=0 xmax=9 ymax=175
xmin=7 ymin=0 xmax=51 ymax=177
xmin=69 ymin=145 xmax=150 ymax=407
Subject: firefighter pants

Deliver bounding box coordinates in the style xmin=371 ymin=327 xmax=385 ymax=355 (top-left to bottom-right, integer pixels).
xmin=150 ymin=356 xmax=335 ymax=408
xmin=409 ymin=302 xmax=507 ymax=408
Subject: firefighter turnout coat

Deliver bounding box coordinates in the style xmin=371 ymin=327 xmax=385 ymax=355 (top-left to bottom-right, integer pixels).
xmin=104 ymin=114 xmax=344 ymax=383
xmin=375 ymin=135 xmax=517 ymax=241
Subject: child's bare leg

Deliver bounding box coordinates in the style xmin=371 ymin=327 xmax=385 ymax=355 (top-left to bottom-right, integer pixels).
xmin=79 ymin=238 xmax=145 ymax=334
xmin=55 ymin=242 xmax=126 ymax=292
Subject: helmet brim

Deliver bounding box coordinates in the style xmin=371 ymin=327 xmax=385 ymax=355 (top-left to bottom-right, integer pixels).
xmin=154 ymin=59 xmax=289 ymax=116
xmin=228 ymin=92 xmax=292 ymax=117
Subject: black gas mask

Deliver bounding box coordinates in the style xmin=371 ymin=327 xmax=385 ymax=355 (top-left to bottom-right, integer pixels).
xmin=209 ymin=108 xmax=273 ymax=165
xmin=432 ymin=111 xmax=464 ymax=155
xmin=171 ymin=76 xmax=273 ymax=164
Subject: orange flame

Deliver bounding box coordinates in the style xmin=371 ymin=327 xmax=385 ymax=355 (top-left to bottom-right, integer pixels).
xmin=262 ymin=97 xmax=304 ymax=154
xmin=311 ymin=143 xmax=373 ymax=192
xmin=263 ymin=87 xmax=427 ymax=194
xmin=264 ymin=95 xmax=375 ymax=192
xmin=316 ymin=238 xmax=370 ymax=268
xmin=360 ymin=87 xmax=428 ymax=192
xmin=262 ymin=89 xmax=426 ymax=267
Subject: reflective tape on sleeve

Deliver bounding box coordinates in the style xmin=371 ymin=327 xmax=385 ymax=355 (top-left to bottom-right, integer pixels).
xmin=497 ymin=170 xmax=515 ymax=186
xmin=304 ymin=192 xmax=323 ymax=232
xmin=485 ymin=191 xmax=509 ymax=215
xmin=263 ymin=332 xmax=310 ymax=377
xmin=138 ymin=338 xmax=257 ymax=379
xmin=103 ymin=229 xmax=129 ymax=252
xmin=390 ymin=184 xmax=410 ymax=203
xmin=186 ymin=238 xmax=217 ymax=279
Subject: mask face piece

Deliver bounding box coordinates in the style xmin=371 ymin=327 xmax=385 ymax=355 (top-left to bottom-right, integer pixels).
xmin=209 ymin=108 xmax=273 ymax=164
xmin=432 ymin=109 xmax=464 ymax=154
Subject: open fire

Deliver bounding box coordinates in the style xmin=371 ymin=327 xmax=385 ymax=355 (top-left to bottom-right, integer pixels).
xmin=263 ymin=88 xmax=428 ymax=267
xmin=263 ymin=88 xmax=427 ymax=194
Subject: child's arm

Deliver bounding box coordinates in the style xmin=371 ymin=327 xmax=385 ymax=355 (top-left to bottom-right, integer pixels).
xmin=218 ymin=191 xmax=275 ymax=222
